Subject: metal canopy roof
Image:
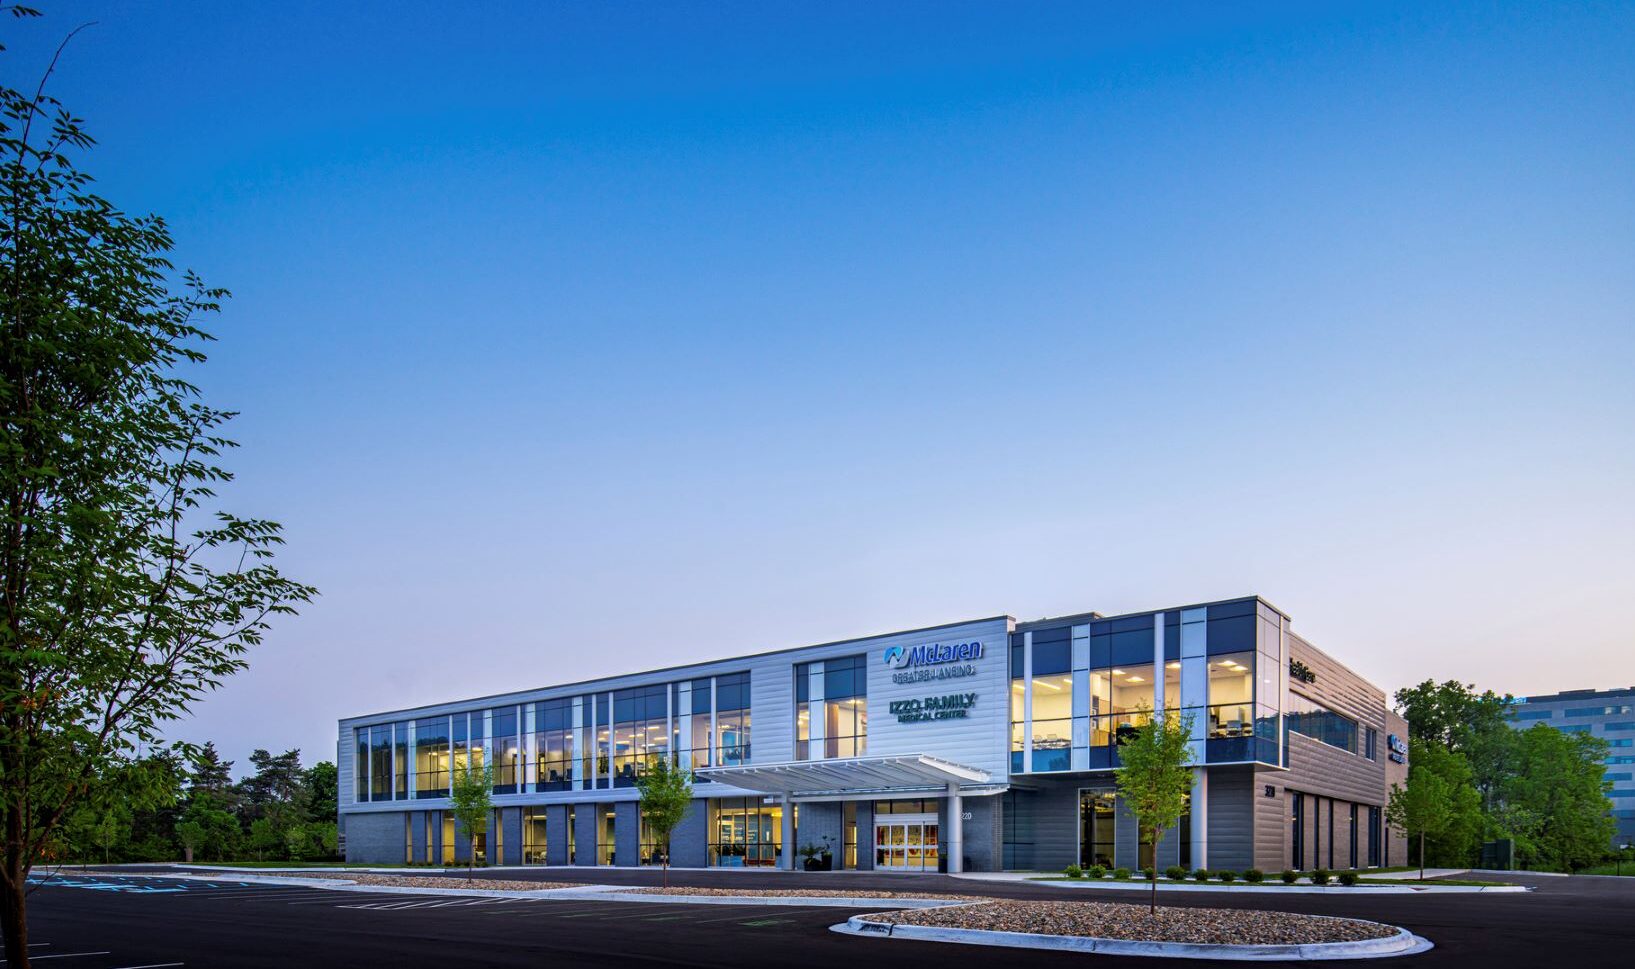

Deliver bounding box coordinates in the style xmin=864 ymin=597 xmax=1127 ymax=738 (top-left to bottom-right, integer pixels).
xmin=695 ymin=753 xmax=990 ymax=797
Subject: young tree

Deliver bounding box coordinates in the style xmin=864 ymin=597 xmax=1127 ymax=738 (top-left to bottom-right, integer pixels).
xmin=174 ymin=818 xmax=204 ymax=865
xmin=1386 ymin=754 xmax=1453 ymax=881
xmin=89 ymin=806 xmax=127 ymax=866
xmin=448 ymin=762 xmax=493 ymax=880
xmin=0 ymin=10 xmax=314 ymax=961
xmin=633 ymin=757 xmax=693 ymax=888
xmin=1114 ymin=706 xmax=1195 ymax=913
xmin=1404 ymin=742 xmax=1483 ymax=867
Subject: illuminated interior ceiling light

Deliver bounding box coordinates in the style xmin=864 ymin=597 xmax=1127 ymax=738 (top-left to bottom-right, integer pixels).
xmin=1036 ymin=679 xmax=1060 ymax=690
xmin=1112 ymin=669 xmax=1126 ymax=676
xmin=1127 ymin=676 xmax=1145 ymax=683
xmin=1166 ymin=661 xmax=1181 ymax=669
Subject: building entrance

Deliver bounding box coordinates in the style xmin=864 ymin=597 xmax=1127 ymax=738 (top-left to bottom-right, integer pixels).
xmin=873 ymin=813 xmax=940 ymax=871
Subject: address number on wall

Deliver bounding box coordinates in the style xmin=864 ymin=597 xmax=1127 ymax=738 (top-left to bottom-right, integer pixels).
xmin=961 ymin=812 xmax=972 ymax=821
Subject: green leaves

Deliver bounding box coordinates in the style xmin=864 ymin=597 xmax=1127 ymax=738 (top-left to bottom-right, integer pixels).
xmin=0 ymin=8 xmax=312 ymax=943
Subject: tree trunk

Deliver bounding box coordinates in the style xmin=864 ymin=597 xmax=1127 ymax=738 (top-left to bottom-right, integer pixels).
xmin=1419 ymin=832 xmax=1425 ymax=881
xmin=1 ymin=855 xmax=29 ymax=969
xmin=1149 ymin=828 xmax=1158 ymax=914
xmin=184 ymin=845 xmax=193 ymax=864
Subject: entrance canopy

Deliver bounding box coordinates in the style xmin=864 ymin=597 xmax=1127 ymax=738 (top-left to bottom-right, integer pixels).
xmin=696 ymin=753 xmax=992 ymax=800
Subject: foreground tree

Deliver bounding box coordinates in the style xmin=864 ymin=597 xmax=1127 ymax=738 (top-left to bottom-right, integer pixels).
xmin=0 ymin=9 xmax=314 ymax=965
xmin=1403 ymin=742 xmax=1483 ymax=867
xmin=1114 ymin=707 xmax=1195 ymax=913
xmin=448 ymin=763 xmax=492 ymax=879
xmin=634 ymin=756 xmax=693 ymax=887
xmin=1394 ymin=680 xmax=1515 ymax=813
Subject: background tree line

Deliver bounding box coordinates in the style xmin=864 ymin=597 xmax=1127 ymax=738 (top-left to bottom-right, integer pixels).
xmin=54 ymin=744 xmax=339 ymax=866
xmin=1394 ymin=680 xmax=1616 ymax=872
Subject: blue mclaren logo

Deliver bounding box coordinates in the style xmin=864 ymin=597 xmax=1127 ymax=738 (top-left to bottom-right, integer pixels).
xmin=884 ymin=641 xmax=983 ymax=668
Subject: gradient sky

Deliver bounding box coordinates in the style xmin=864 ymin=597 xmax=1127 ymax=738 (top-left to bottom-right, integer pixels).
xmin=13 ymin=2 xmax=1631 ymax=775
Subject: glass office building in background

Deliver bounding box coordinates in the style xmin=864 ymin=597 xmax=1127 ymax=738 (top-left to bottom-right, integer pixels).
xmin=1506 ymin=687 xmax=1635 ymax=848
xmin=337 ymin=595 xmax=1409 ymax=873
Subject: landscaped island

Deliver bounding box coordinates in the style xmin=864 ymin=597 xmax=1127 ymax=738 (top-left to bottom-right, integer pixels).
xmin=864 ymin=900 xmax=1398 ymax=945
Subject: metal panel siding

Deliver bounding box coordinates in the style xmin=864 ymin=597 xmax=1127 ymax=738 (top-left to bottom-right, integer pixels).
xmin=862 ymin=618 xmax=1012 ymax=778
xmin=1283 ymin=635 xmax=1388 ymax=806
xmin=1252 ymin=777 xmax=1287 ymax=871
xmin=1205 ymin=767 xmax=1255 ymax=872
xmin=1027 ymin=777 xmax=1085 ymax=870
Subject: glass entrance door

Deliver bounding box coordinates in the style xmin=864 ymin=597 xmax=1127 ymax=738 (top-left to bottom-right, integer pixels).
xmin=873 ymin=814 xmax=940 ymax=872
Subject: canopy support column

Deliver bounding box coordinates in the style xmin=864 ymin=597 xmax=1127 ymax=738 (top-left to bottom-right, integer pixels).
xmin=780 ymin=794 xmax=795 ymax=870
xmin=946 ymin=783 xmax=963 ymax=874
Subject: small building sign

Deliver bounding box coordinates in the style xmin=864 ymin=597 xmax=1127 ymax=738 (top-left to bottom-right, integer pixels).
xmin=889 ymin=692 xmax=977 ymax=723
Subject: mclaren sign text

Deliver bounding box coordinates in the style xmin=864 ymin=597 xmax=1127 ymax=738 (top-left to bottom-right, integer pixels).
xmin=883 ymin=640 xmax=984 ymax=685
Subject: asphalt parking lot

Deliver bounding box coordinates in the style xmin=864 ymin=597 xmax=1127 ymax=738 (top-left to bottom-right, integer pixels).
xmin=8 ymin=868 xmax=1633 ymax=967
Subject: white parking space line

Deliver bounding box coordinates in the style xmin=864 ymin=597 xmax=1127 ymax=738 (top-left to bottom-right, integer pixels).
xmin=110 ymin=963 xmax=185 ymax=968
xmin=5 ymin=952 xmax=112 ymax=962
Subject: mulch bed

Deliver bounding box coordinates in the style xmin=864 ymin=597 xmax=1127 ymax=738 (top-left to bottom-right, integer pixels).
xmin=866 ymin=900 xmax=1398 ymax=945
xmin=615 ymin=887 xmax=985 ymax=900
xmin=295 ymin=872 xmax=585 ymax=892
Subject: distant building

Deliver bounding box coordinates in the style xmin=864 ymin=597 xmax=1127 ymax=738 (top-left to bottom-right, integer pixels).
xmin=1506 ymin=687 xmax=1635 ymax=848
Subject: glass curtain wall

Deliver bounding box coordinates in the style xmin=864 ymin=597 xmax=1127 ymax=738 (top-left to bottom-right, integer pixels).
xmin=492 ymin=706 xmax=520 ymax=794
xmin=613 ymin=684 xmax=668 ymax=787
xmin=639 ymin=809 xmax=667 ymax=866
xmin=592 ymin=694 xmax=610 ymax=789
xmin=598 ymin=809 xmax=616 ymax=865
xmin=535 ymin=698 xmax=574 ymax=791
xmin=716 ymin=673 xmax=751 ymax=766
xmin=1009 ymin=639 xmax=1025 ymax=772
xmin=1286 ymin=693 xmax=1358 ymax=752
xmin=708 ymin=797 xmax=783 ymax=866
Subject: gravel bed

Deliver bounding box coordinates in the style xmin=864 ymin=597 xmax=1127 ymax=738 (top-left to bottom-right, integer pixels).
xmin=615 ymin=887 xmax=985 ymax=900
xmin=296 ymin=872 xmax=585 ymax=892
xmin=866 ymin=900 xmax=1398 ymax=945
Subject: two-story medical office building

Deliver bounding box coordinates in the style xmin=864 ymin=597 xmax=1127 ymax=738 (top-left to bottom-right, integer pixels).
xmin=338 ymin=595 xmax=1408 ymax=873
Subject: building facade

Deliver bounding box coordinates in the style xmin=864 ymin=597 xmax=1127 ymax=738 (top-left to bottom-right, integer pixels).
xmin=337 ymin=595 xmax=1408 ymax=872
xmin=1505 ymin=687 xmax=1635 ymax=848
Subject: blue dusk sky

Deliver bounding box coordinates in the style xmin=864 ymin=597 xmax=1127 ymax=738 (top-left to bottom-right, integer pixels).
xmin=11 ymin=2 xmax=1631 ymax=772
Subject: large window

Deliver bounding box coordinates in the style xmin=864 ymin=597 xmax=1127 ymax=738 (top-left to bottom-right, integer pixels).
xmin=1206 ymin=652 xmax=1254 ymax=739
xmin=354 ymin=729 xmax=369 ymax=802
xmin=414 ymin=718 xmax=450 ymax=798
xmin=795 ymin=656 xmax=868 ymax=760
xmin=1031 ymin=633 xmax=1072 ymax=771
xmin=522 ymin=807 xmax=548 ymax=864
xmin=492 ymin=706 xmax=521 ymax=794
xmin=707 ymin=797 xmax=783 ymax=866
xmin=1109 ymin=664 xmax=1154 ymax=745
xmin=613 ymin=684 xmax=669 ymax=787
xmin=535 ymin=698 xmax=574 ymax=791
xmin=370 ymin=724 xmax=393 ymax=802
xmin=452 ymin=711 xmax=485 ymax=775
xmin=639 ymin=808 xmax=668 ymax=866
xmin=393 ymin=723 xmax=408 ymax=798
xmin=597 ymin=808 xmax=616 ymax=865
xmin=1079 ymin=791 xmax=1115 ymax=867
xmin=716 ymin=672 xmax=751 ymax=766
xmin=672 ymin=678 xmax=712 ymax=770
xmin=1286 ymin=692 xmax=1358 ymax=752
xmin=591 ymin=694 xmax=610 ymax=789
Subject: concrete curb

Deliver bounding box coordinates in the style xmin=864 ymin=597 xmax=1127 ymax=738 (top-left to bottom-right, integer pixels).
xmin=1019 ymin=879 xmax=1527 ymax=895
xmin=833 ymin=914 xmax=1435 ymax=960
xmin=122 ymin=871 xmax=962 ymax=908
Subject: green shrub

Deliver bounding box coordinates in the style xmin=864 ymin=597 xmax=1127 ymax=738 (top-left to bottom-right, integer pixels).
xmin=1192 ymin=868 xmax=1211 ymax=881
xmin=1338 ymin=871 xmax=1359 ymax=886
xmin=1165 ymin=865 xmax=1187 ymax=881
xmin=1244 ymin=868 xmax=1264 ymax=883
xmin=1087 ymin=864 xmax=1106 ymax=879
xmin=1063 ymin=864 xmax=1082 ymax=879
xmin=1217 ymin=869 xmax=1237 ymax=882
xmin=1139 ymin=866 xmax=1154 ymax=881
xmin=1280 ymin=869 xmax=1299 ymax=884
xmin=1311 ymin=868 xmax=1331 ymax=886
xmin=1112 ymin=867 xmax=1131 ymax=880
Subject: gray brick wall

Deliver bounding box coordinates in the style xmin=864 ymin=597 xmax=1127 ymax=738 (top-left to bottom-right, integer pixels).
xmin=499 ymin=807 xmax=523 ymax=866
xmin=573 ymin=804 xmax=600 ymax=866
xmin=798 ymin=802 xmax=842 ymax=867
xmin=546 ymin=804 xmax=571 ymax=865
xmin=669 ymin=798 xmax=708 ymax=868
xmin=344 ymin=811 xmax=405 ymax=865
xmin=615 ymin=800 xmax=639 ymax=867
xmin=855 ymin=800 xmax=875 ymax=870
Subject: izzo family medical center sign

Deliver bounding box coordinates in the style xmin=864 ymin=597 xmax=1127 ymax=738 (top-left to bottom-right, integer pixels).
xmin=883 ymin=640 xmax=985 ymax=685
xmin=890 ymin=692 xmax=977 ymax=724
